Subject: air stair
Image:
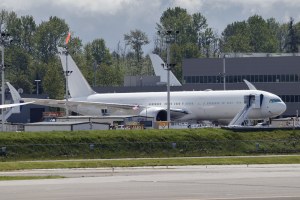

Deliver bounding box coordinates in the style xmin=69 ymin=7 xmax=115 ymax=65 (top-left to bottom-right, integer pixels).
xmin=228 ymin=94 xmax=263 ymax=127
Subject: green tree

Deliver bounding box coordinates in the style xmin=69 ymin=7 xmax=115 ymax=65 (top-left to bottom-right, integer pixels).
xmin=267 ymin=18 xmax=286 ymax=52
xmin=124 ymin=29 xmax=149 ymax=74
xmin=157 ymin=7 xmax=193 ymax=45
xmin=83 ymin=39 xmax=119 ymax=86
xmin=285 ymin=18 xmax=299 ymax=53
xmin=199 ymin=28 xmax=219 ymax=57
xmin=248 ymin=15 xmax=278 ymax=52
xmin=156 ymin=8 xmax=219 ymax=69
xmin=42 ymin=59 xmax=64 ymax=99
xmin=156 ymin=7 xmax=214 ymax=80
xmin=34 ymin=16 xmax=69 ymax=63
xmin=222 ymin=15 xmax=279 ymax=53
xmin=20 ymin=15 xmax=36 ymax=53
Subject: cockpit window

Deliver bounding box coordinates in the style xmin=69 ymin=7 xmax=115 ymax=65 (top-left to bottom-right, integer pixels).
xmin=269 ymin=99 xmax=281 ymax=103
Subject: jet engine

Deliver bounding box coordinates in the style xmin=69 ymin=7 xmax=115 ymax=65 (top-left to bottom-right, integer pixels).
xmin=139 ymin=107 xmax=167 ymax=121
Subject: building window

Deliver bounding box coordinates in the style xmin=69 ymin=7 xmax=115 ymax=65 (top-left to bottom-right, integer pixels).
xmin=237 ymin=75 xmax=242 ymax=83
xmin=276 ymin=75 xmax=280 ymax=82
xmin=200 ymin=76 xmax=203 ymax=83
xmin=184 ymin=74 xmax=300 ymax=84
xmin=212 ymin=76 xmax=216 ymax=83
xmin=281 ymin=74 xmax=285 ymax=82
xmin=191 ymin=76 xmax=195 ymax=83
xmin=290 ymin=74 xmax=294 ymax=82
xmin=208 ymin=76 xmax=212 ymax=83
xmin=286 ymin=74 xmax=290 ymax=82
xmin=186 ymin=76 xmax=191 ymax=83
xmin=242 ymin=75 xmax=246 ymax=81
xmin=286 ymin=95 xmax=290 ymax=102
xmin=291 ymin=95 xmax=295 ymax=102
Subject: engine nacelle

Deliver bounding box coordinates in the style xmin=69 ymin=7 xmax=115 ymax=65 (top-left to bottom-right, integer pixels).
xmin=139 ymin=107 xmax=167 ymax=121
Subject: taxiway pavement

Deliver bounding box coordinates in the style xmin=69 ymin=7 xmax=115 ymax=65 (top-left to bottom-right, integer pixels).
xmin=0 ymin=164 xmax=300 ymax=200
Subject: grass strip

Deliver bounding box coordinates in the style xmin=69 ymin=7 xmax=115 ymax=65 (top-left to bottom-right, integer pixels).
xmin=1 ymin=155 xmax=300 ymax=171
xmin=0 ymin=175 xmax=65 ymax=181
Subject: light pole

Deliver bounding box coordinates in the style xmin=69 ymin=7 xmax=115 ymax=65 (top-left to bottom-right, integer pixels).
xmin=35 ymin=80 xmax=41 ymax=95
xmin=62 ymin=47 xmax=72 ymax=117
xmin=0 ymin=30 xmax=13 ymax=131
xmin=159 ymin=30 xmax=179 ymax=128
xmin=93 ymin=61 xmax=97 ymax=87
xmin=1 ymin=44 xmax=4 ymax=131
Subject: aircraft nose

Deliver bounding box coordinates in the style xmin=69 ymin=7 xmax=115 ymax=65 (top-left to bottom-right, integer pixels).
xmin=272 ymin=102 xmax=286 ymax=115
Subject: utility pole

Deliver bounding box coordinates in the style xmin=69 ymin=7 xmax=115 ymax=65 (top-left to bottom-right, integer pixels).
xmin=159 ymin=30 xmax=179 ymax=128
xmin=63 ymin=48 xmax=72 ymax=117
xmin=166 ymin=38 xmax=171 ymax=128
xmin=0 ymin=29 xmax=13 ymax=131
xmin=223 ymin=55 xmax=226 ymax=90
xmin=1 ymin=45 xmax=4 ymax=131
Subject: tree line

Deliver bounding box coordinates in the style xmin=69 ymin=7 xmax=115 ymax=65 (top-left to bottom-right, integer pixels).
xmin=0 ymin=7 xmax=299 ymax=99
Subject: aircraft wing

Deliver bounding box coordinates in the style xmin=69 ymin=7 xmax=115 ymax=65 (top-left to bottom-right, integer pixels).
xmin=23 ymin=98 xmax=144 ymax=110
xmin=0 ymin=101 xmax=34 ymax=109
xmin=23 ymin=98 xmax=190 ymax=119
xmin=169 ymin=108 xmax=190 ymax=120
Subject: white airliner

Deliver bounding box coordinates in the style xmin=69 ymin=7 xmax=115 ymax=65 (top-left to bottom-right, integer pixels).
xmin=23 ymin=47 xmax=286 ymax=124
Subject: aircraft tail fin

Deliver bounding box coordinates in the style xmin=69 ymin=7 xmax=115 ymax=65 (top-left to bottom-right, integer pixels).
xmin=6 ymin=82 xmax=21 ymax=113
xmin=149 ymin=54 xmax=182 ymax=86
xmin=57 ymin=47 xmax=96 ymax=98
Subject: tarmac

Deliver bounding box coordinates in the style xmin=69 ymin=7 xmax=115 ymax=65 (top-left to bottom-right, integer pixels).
xmin=1 ymin=164 xmax=300 ymax=199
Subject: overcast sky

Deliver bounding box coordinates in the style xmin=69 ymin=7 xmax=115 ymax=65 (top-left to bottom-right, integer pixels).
xmin=1 ymin=0 xmax=300 ymax=54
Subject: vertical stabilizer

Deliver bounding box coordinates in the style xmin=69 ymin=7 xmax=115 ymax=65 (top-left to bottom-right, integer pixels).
xmin=57 ymin=47 xmax=95 ymax=98
xmin=6 ymin=82 xmax=21 ymax=113
xmin=149 ymin=54 xmax=182 ymax=86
